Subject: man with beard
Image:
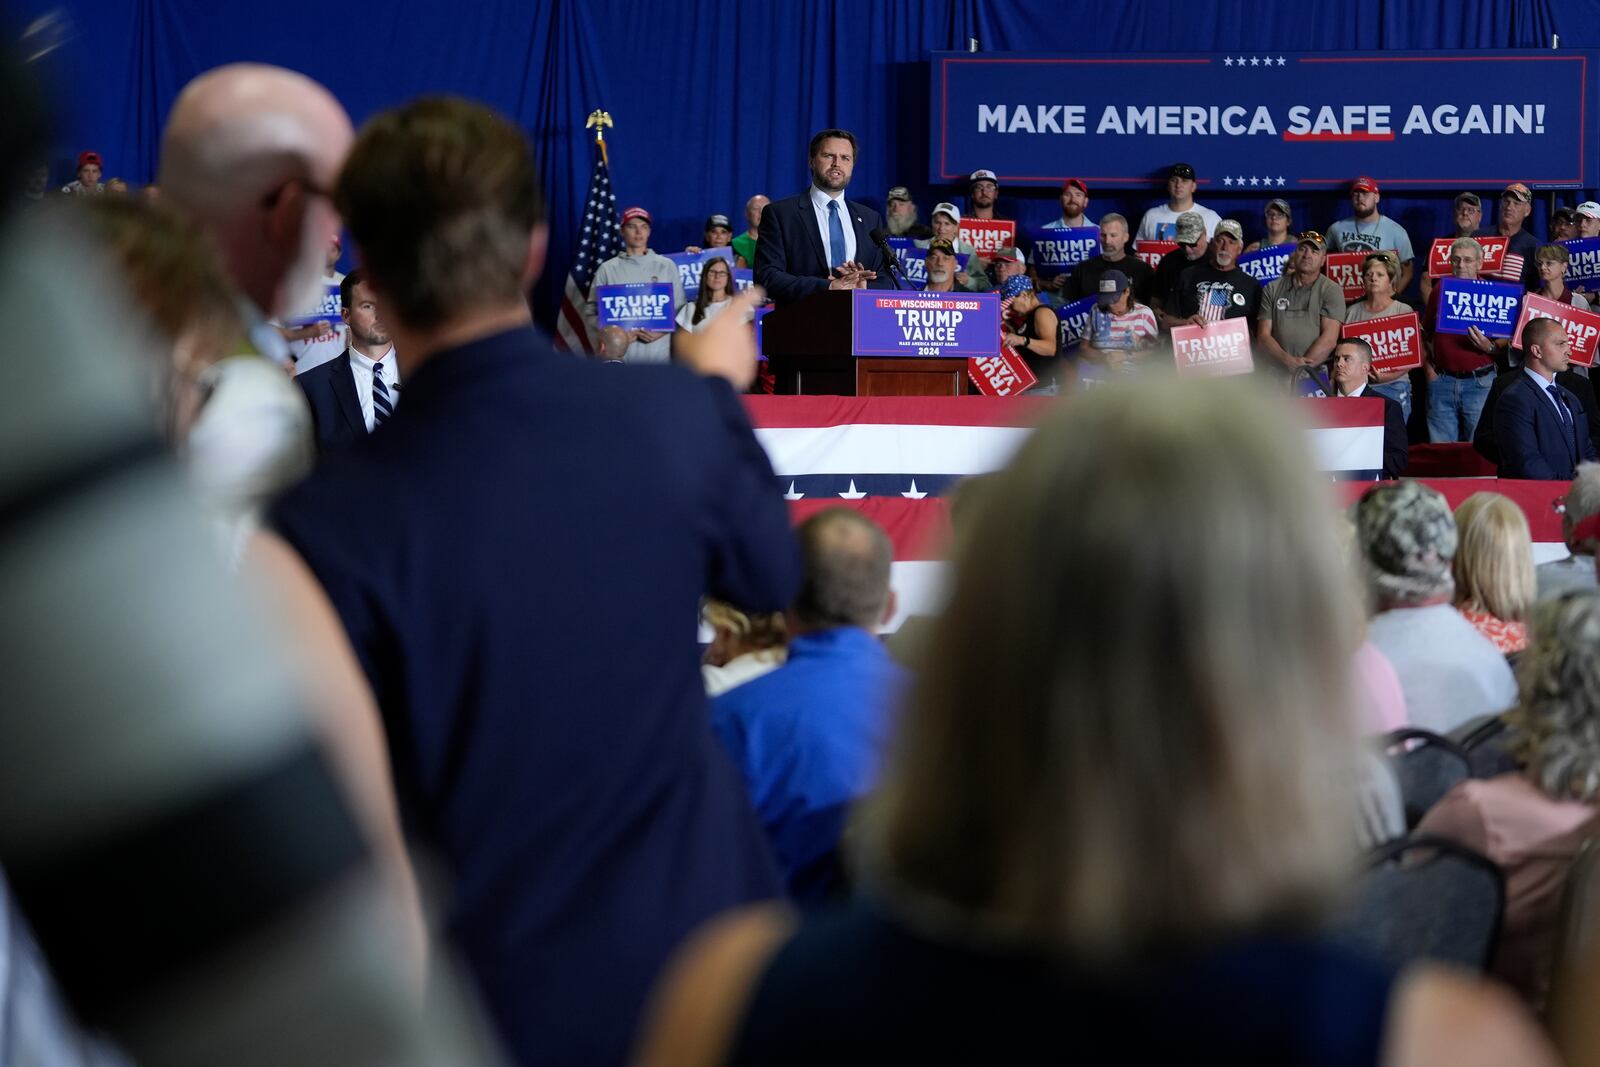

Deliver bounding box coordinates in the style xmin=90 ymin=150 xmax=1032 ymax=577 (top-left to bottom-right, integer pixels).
xmin=921 ymin=239 xmax=962 ymax=292
xmin=1176 ymin=219 xmax=1260 ymax=325
xmin=1061 ymin=212 xmax=1153 ymax=303
xmin=755 ymin=128 xmax=888 ymax=306
xmin=1326 ymin=176 xmax=1415 ymax=293
xmin=884 ymin=186 xmax=931 ymax=238
xmin=1257 ymin=231 xmax=1345 ymax=378
xmin=966 ymin=169 xmax=1004 ymax=221
xmin=296 ymin=267 xmax=400 ymax=454
xmin=1043 ymin=178 xmax=1092 ymax=231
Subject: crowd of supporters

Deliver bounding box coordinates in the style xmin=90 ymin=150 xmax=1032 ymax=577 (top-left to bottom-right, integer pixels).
xmin=15 ymin=70 xmax=1600 ymax=1067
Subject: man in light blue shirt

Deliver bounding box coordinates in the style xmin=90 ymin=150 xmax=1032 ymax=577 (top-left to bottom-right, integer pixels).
xmin=711 ymin=508 xmax=907 ymax=905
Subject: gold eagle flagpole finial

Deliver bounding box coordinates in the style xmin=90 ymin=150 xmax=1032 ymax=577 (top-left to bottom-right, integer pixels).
xmin=586 ymin=110 xmax=613 ymax=165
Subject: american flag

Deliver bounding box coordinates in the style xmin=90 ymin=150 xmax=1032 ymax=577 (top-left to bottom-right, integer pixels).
xmin=554 ymin=149 xmax=621 ymax=353
xmin=1488 ymin=251 xmax=1526 ymax=286
xmin=1200 ymin=284 xmax=1233 ymax=324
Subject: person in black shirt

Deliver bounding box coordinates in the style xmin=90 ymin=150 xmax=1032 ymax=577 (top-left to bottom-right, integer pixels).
xmin=1065 ymin=212 xmax=1155 ymax=305
xmin=1176 ymin=219 xmax=1261 ymax=325
xmin=1152 ymin=211 xmax=1210 ymax=329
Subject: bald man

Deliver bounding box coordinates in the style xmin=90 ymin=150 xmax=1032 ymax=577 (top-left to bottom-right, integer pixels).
xmin=160 ymin=63 xmax=353 ymax=362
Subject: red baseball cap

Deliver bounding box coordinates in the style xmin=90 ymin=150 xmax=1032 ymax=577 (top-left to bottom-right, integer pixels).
xmin=77 ymin=150 xmax=102 ymax=169
xmin=1352 ymin=176 xmax=1379 ymax=194
xmin=1061 ymin=178 xmax=1088 ymax=194
xmin=620 ymin=206 xmax=652 ymax=226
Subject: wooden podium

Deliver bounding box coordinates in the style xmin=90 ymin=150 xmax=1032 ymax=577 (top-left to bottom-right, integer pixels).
xmin=761 ymin=289 xmax=976 ymax=396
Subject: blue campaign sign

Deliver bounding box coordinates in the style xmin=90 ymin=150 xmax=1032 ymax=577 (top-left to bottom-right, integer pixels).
xmin=1237 ymin=244 xmax=1294 ymax=284
xmin=1027 ymin=226 xmax=1100 ymax=278
xmin=1560 ymin=237 xmax=1600 ymax=285
xmin=285 ymin=281 xmax=342 ymax=328
xmin=734 ymin=267 xmax=755 ymax=292
xmin=1056 ymin=295 xmax=1098 ymax=350
xmin=665 ymin=248 xmax=734 ymax=303
xmin=931 ymin=51 xmax=1599 ymax=190
xmin=886 ymin=237 xmax=929 ymax=290
xmin=595 ymin=282 xmax=677 ymax=331
xmin=851 ymin=291 xmax=1000 ymax=358
xmin=1435 ymin=277 xmax=1524 ymax=338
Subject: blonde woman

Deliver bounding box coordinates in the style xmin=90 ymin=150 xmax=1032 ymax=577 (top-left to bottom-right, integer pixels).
xmin=702 ymin=600 xmax=788 ymax=696
xmin=1420 ymin=592 xmax=1600 ymax=1008
xmin=634 ymin=380 xmax=1554 ymax=1067
xmin=1453 ymin=493 xmax=1536 ymax=653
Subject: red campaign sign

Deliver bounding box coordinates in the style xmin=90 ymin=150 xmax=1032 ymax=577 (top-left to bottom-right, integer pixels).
xmin=958 ymin=219 xmax=1017 ymax=259
xmin=1426 ymin=235 xmax=1509 ymax=279
xmin=1510 ymin=293 xmax=1600 ymax=367
xmin=1134 ymin=240 xmax=1177 ymax=269
xmin=1172 ymin=317 xmax=1253 ymax=377
xmin=1342 ymin=311 xmax=1424 ymax=373
xmin=1322 ymin=252 xmax=1369 ymax=301
xmin=966 ymin=348 xmax=1038 ymax=396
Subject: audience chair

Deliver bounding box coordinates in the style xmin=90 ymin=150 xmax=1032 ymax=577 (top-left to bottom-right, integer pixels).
xmin=1329 ymin=834 xmax=1505 ymax=973
xmin=1383 ymin=728 xmax=1472 ymax=828
xmin=1447 ymin=714 xmax=1519 ymax=780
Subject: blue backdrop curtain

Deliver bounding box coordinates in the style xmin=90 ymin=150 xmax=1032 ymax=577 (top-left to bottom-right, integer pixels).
xmin=11 ymin=0 xmax=1600 ymax=324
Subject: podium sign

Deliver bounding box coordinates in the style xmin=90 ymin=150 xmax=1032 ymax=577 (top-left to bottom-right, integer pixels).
xmin=851 ymin=291 xmax=1001 ymax=358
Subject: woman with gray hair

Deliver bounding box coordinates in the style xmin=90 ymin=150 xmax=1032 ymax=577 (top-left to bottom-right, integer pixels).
xmin=1356 ymin=481 xmax=1518 ymax=734
xmin=633 ymin=381 xmax=1552 ymax=1067
xmin=1419 ymin=592 xmax=1600 ymax=1007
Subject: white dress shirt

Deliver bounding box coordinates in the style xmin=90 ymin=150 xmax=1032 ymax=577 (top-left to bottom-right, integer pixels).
xmin=809 ymin=185 xmax=856 ymax=269
xmin=348 ymin=344 xmax=399 ymax=431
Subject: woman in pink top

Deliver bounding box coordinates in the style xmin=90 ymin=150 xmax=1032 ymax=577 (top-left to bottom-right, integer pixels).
xmin=1452 ymin=492 xmax=1534 ymax=653
xmin=1419 ymin=591 xmax=1600 ymax=1008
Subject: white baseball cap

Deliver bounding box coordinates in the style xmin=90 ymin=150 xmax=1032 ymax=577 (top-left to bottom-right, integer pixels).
xmin=931 ymin=202 xmax=961 ymax=225
xmin=1577 ymin=201 xmax=1600 ymax=220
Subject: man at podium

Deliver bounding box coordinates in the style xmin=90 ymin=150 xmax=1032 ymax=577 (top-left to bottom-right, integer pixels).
xmin=755 ymin=128 xmax=893 ymax=305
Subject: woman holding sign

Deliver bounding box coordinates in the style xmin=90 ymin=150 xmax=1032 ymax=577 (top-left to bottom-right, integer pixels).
xmin=998 ymin=276 xmax=1059 ymax=392
xmin=1534 ymin=244 xmax=1589 ymax=313
xmin=1345 ymin=253 xmax=1415 ymax=419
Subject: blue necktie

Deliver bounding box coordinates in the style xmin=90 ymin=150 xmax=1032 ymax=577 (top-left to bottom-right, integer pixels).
xmin=373 ymin=362 xmax=393 ymax=428
xmin=1550 ymin=384 xmax=1575 ymax=458
xmin=827 ymin=199 xmax=847 ymax=270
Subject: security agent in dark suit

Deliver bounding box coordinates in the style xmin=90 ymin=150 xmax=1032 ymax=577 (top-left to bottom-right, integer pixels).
xmin=754 ymin=128 xmax=893 ymax=305
xmin=1473 ymin=364 xmax=1600 ymax=466
xmin=296 ymin=267 xmax=397 ymax=454
xmin=1329 ymin=338 xmax=1408 ymax=479
xmin=1490 ymin=317 xmax=1599 ymax=479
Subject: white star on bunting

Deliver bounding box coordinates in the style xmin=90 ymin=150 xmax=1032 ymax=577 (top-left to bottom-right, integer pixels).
xmin=1223 ymin=56 xmax=1234 ymax=66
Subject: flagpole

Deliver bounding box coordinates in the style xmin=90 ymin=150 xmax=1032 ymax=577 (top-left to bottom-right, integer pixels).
xmin=586 ymin=109 xmax=612 ymax=167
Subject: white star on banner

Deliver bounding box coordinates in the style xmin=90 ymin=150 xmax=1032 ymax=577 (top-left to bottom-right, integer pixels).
xmin=1249 ymin=57 xmax=1260 ymax=67
xmin=1276 ymin=176 xmax=1287 ymax=186
xmin=1223 ymin=176 xmax=1234 ymax=187
xmin=1249 ymin=176 xmax=1260 ymax=186
xmin=902 ymin=480 xmax=928 ymax=500
xmin=1277 ymin=56 xmax=1287 ymax=66
xmin=783 ymin=481 xmax=805 ymax=501
xmin=1223 ymin=56 xmax=1234 ymax=67
xmin=838 ymin=480 xmax=866 ymax=500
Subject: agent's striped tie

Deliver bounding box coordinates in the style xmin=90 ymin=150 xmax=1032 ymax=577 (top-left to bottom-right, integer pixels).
xmin=373 ymin=362 xmax=393 ymax=427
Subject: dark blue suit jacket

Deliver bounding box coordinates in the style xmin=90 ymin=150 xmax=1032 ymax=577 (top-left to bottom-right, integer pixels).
xmin=294 ymin=349 xmax=366 ymax=454
xmin=271 ymin=327 xmax=799 ymax=1066
xmin=754 ymin=188 xmax=891 ymax=305
xmin=1492 ymin=371 xmax=1598 ymax=479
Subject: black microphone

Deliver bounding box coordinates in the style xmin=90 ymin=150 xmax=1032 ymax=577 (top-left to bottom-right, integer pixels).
xmin=868 ymin=228 xmax=905 ymax=290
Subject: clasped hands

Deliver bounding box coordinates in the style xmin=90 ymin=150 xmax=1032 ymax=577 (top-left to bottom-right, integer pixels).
xmin=828 ymin=261 xmax=877 ymax=289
